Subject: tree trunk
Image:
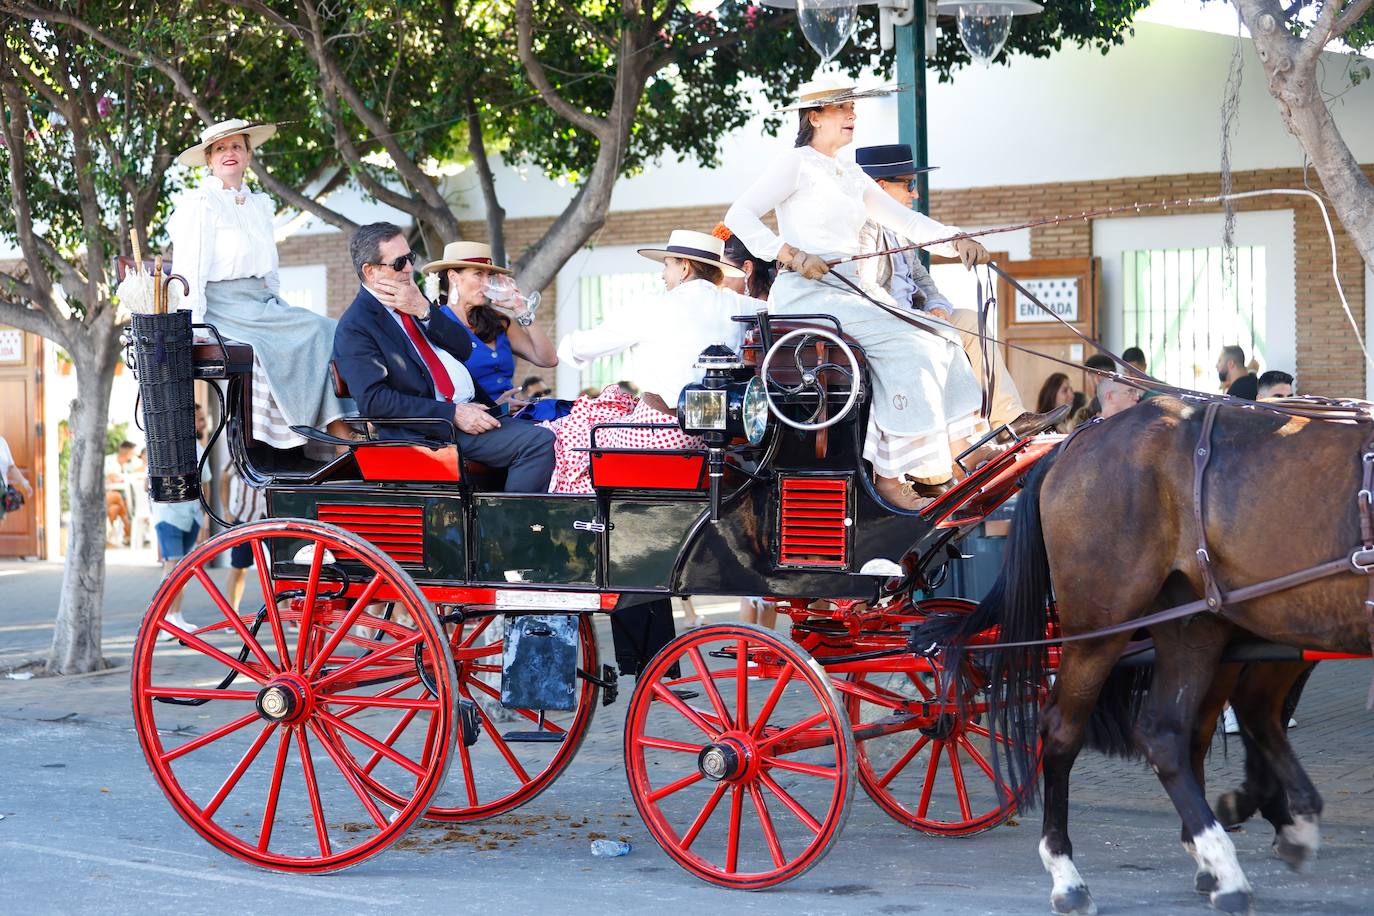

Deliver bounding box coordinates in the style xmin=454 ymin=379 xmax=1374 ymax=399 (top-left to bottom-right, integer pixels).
xmin=1235 ymin=0 xmax=1374 ymax=273
xmin=47 ymin=327 xmax=119 ymax=674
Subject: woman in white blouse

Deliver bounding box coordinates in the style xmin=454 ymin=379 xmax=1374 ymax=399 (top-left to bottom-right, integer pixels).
xmin=724 ymin=78 xmax=993 ymax=510
xmin=167 ymin=119 xmax=353 ymax=448
xmin=558 ymin=229 xmax=763 ymax=413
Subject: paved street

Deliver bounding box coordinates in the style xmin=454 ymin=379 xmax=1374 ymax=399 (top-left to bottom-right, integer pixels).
xmin=3 ymin=555 xmax=1374 ymax=915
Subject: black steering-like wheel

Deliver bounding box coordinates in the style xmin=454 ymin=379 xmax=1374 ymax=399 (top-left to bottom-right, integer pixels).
xmin=760 ymin=327 xmax=861 ymax=431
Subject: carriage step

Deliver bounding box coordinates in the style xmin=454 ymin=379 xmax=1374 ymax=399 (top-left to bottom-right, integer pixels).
xmin=670 ymin=689 xmax=700 ymax=701
xmin=500 ymin=730 xmax=565 ymax=744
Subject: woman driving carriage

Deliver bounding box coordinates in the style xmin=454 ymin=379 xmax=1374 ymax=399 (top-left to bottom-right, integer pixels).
xmin=168 ymin=118 xmax=354 ymax=449
xmin=724 ymin=77 xmax=1053 ymax=510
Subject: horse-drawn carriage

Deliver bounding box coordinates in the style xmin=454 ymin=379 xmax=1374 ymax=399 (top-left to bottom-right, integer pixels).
xmin=128 ymin=303 xmax=1061 ymax=886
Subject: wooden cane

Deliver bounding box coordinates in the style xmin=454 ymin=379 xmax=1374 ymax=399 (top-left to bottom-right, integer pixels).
xmin=153 ymin=255 xmax=165 ymax=314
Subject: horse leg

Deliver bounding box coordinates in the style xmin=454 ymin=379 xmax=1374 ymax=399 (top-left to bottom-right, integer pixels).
xmin=1186 ymin=659 xmax=1241 ymax=895
xmin=1135 ymin=617 xmax=1253 ymax=914
xmin=1229 ymin=661 xmax=1323 ymax=870
xmin=1039 ymin=634 xmax=1132 ymax=916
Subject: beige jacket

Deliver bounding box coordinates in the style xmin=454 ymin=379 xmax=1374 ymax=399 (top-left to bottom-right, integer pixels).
xmin=856 ymin=220 xmax=954 ymax=312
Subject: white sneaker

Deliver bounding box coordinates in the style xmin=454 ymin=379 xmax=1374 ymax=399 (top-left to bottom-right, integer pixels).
xmin=1287 ymin=717 xmax=1298 ymax=730
xmin=1222 ymin=706 xmax=1240 ymax=735
xmin=161 ymin=612 xmax=191 ymax=641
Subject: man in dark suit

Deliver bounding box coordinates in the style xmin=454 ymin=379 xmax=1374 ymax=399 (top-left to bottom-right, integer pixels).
xmin=333 ymin=222 xmax=554 ymax=492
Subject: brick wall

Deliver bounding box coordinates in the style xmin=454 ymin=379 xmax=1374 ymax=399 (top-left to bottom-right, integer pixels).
xmin=279 ymin=166 xmax=1371 ymax=397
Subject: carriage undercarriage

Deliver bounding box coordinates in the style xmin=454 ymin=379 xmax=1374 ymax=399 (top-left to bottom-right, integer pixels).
xmin=128 ymin=311 xmax=1367 ymax=889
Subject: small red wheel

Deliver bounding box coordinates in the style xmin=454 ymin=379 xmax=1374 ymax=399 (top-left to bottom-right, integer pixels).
xmin=842 ymin=597 xmax=1018 ymax=837
xmin=359 ymin=613 xmax=598 ymax=821
xmin=624 ymin=623 xmax=854 ymax=889
xmin=131 ymin=519 xmax=458 ymax=872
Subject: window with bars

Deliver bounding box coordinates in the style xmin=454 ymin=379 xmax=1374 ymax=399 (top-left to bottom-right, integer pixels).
xmin=577 ymin=271 xmax=659 ymax=393
xmin=1121 ymin=246 xmax=1267 ymax=390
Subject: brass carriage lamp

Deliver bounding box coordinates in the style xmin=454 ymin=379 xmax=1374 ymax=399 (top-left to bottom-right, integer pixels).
xmin=679 ymin=344 xmax=770 ymax=521
xmin=936 ymin=0 xmax=1042 ymax=67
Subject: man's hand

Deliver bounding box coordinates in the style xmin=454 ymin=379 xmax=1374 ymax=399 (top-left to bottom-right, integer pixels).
xmin=926 ymin=305 xmax=953 ymax=322
xmin=453 ymin=402 xmax=500 ymax=435
xmin=953 ymin=237 xmax=991 ymax=269
xmin=373 ymin=275 xmax=431 ymax=318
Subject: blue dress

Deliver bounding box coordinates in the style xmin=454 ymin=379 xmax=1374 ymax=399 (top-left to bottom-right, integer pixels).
xmin=440 ymin=305 xmax=515 ymax=411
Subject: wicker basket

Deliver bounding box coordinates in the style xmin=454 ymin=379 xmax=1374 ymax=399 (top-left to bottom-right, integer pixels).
xmin=130 ymin=311 xmax=200 ymax=502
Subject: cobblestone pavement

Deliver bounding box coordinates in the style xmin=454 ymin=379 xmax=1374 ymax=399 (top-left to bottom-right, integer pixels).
xmin=3 ymin=556 xmax=1373 ymax=914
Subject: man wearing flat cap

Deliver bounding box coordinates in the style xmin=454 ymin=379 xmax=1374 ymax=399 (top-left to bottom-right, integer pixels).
xmin=855 ymin=144 xmax=1060 ymax=438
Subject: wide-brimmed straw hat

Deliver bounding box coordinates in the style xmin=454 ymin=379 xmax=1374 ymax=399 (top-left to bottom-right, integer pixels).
xmin=637 ymin=229 xmax=744 ymax=278
xmin=176 ymin=118 xmax=277 ymax=168
xmin=420 ymin=241 xmax=513 ymax=276
xmin=777 ymin=74 xmax=900 ymax=113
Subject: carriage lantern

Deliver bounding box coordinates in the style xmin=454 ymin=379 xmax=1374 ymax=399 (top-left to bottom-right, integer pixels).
xmin=679 ymin=344 xmax=769 ymax=521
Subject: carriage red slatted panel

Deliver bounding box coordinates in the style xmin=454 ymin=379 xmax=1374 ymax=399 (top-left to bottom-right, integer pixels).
xmin=778 ymin=477 xmax=850 ymax=568
xmin=318 ymin=504 xmax=425 ymax=565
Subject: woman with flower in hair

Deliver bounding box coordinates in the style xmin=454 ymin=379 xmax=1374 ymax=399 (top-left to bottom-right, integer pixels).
xmin=547 ymin=228 xmax=763 ymax=493
xmin=713 ymin=223 xmax=776 ymax=301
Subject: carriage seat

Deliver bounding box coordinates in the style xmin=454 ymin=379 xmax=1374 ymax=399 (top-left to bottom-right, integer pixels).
xmin=328 ymin=361 xmax=500 ymax=486
xmin=739 ymin=320 xmax=867 ymax=372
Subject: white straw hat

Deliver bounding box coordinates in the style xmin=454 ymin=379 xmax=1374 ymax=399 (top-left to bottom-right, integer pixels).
xmin=420 ymin=241 xmax=513 ymax=276
xmin=637 ymin=229 xmax=744 ymax=278
xmin=777 ymin=74 xmax=901 ymax=112
xmin=176 ymin=118 xmax=277 ymax=168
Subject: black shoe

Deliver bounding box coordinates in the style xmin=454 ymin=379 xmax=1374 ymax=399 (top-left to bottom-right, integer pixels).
xmin=1008 ymin=405 xmax=1070 ymax=439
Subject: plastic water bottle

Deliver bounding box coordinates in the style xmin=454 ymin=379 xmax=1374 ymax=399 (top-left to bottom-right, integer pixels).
xmin=590 ymin=839 xmax=631 ymax=858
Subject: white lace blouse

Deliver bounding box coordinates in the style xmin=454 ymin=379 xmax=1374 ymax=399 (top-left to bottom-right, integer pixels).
xmin=166 ymin=176 xmax=280 ymax=323
xmin=724 ymin=145 xmax=963 ymax=262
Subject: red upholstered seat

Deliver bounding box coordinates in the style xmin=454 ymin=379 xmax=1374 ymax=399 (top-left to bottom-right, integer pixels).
xmin=353 ymin=443 xmax=462 ymax=482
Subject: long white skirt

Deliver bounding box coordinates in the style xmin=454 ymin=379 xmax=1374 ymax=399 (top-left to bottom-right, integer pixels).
xmin=770 ymin=267 xmax=986 ymax=480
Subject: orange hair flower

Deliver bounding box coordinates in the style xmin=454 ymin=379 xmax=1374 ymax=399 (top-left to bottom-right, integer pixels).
xmin=711 ymin=222 xmax=733 ymax=242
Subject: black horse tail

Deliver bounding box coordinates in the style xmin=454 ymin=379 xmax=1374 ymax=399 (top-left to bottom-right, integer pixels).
xmin=909 ymin=450 xmax=1058 ymax=808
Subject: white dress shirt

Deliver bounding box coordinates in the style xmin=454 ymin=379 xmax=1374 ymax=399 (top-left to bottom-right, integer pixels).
xmin=558 ymin=279 xmax=764 ymax=398
xmin=367 ymin=286 xmax=477 ymax=404
xmin=166 ymin=175 xmax=281 ymax=323
xmin=724 ymin=145 xmax=963 ymax=262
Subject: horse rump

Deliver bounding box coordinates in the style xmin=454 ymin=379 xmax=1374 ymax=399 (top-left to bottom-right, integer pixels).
xmin=909 ymin=453 xmax=1060 ymax=807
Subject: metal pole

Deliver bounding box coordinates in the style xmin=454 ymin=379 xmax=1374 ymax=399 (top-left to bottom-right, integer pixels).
xmin=895 ymin=2 xmax=931 ymax=265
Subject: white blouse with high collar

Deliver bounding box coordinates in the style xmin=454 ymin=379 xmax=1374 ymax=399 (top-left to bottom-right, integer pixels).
xmin=166 ymin=175 xmax=280 ymax=323
xmin=724 ymin=145 xmax=963 ymax=262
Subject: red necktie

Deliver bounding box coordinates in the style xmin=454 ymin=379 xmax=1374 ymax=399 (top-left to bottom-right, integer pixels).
xmin=399 ymin=313 xmax=455 ymax=402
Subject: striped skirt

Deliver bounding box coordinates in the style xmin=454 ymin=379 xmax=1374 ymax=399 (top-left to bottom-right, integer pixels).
xmin=203 ymin=278 xmax=352 ymax=449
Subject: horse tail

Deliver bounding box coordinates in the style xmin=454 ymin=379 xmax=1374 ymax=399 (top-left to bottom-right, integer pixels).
xmin=1083 ymin=663 xmax=1152 ymax=759
xmin=909 ymin=451 xmax=1058 ymax=807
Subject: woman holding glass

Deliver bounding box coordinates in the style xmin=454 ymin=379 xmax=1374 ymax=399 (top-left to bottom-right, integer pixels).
xmin=422 ymin=241 xmax=556 ymax=412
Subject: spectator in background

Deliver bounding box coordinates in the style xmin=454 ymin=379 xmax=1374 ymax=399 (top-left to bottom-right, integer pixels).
xmin=105 ymin=440 xmax=137 ymax=547
xmin=1217 ymin=345 xmax=1258 ymax=400
xmin=1097 ymin=377 xmax=1142 ymax=419
xmin=1036 ymin=373 xmax=1075 ymax=432
xmin=521 ymin=376 xmax=550 ymax=400
xmin=1258 ymin=370 xmax=1295 ymax=399
xmin=153 ymin=405 xmax=210 ymax=637
xmin=0 ymin=433 xmax=33 ymax=514
xmin=1121 ymin=346 xmax=1148 ymax=375
xmin=220 ymin=463 xmax=268 ymax=612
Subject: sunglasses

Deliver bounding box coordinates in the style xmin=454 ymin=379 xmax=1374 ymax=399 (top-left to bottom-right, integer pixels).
xmin=881 ymin=178 xmax=921 ymax=193
xmin=371 ymin=252 xmax=417 ymax=272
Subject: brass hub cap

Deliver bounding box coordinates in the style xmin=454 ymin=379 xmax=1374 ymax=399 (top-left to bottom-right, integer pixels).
xmin=255 ymin=676 xmax=311 ymax=723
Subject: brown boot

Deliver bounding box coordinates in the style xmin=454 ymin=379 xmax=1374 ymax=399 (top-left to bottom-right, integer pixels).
xmin=1008 ymin=405 xmax=1071 ymax=439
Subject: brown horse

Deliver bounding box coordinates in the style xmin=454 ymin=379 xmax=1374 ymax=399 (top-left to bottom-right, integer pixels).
xmin=913 ymin=395 xmax=1370 ymax=914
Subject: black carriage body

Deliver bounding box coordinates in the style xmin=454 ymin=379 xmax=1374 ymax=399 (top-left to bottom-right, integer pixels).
xmin=185 ymin=311 xmax=946 ymax=604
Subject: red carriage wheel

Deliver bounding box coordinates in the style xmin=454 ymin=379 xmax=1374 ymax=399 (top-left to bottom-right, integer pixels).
xmin=841 ymin=597 xmax=1019 ymax=837
xmin=356 ymin=613 xmax=598 ymax=821
xmin=131 ymin=519 xmax=458 ymax=872
xmin=624 ymin=624 xmax=854 ymax=889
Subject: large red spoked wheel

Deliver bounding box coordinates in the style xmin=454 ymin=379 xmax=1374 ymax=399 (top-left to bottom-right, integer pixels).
xmin=843 ymin=597 xmax=1018 ymax=837
xmin=368 ymin=613 xmax=598 ymax=821
xmin=131 ymin=519 xmax=458 ymax=872
xmin=625 ymin=624 xmax=854 ymax=890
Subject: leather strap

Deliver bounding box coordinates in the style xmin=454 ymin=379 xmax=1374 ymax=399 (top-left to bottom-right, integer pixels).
xmin=1193 ymin=403 xmax=1224 ymax=611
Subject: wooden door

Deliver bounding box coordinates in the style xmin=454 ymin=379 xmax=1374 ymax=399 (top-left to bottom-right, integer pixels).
xmin=996 ymin=258 xmax=1100 ymax=413
xmin=0 ymin=326 xmax=44 ymax=558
